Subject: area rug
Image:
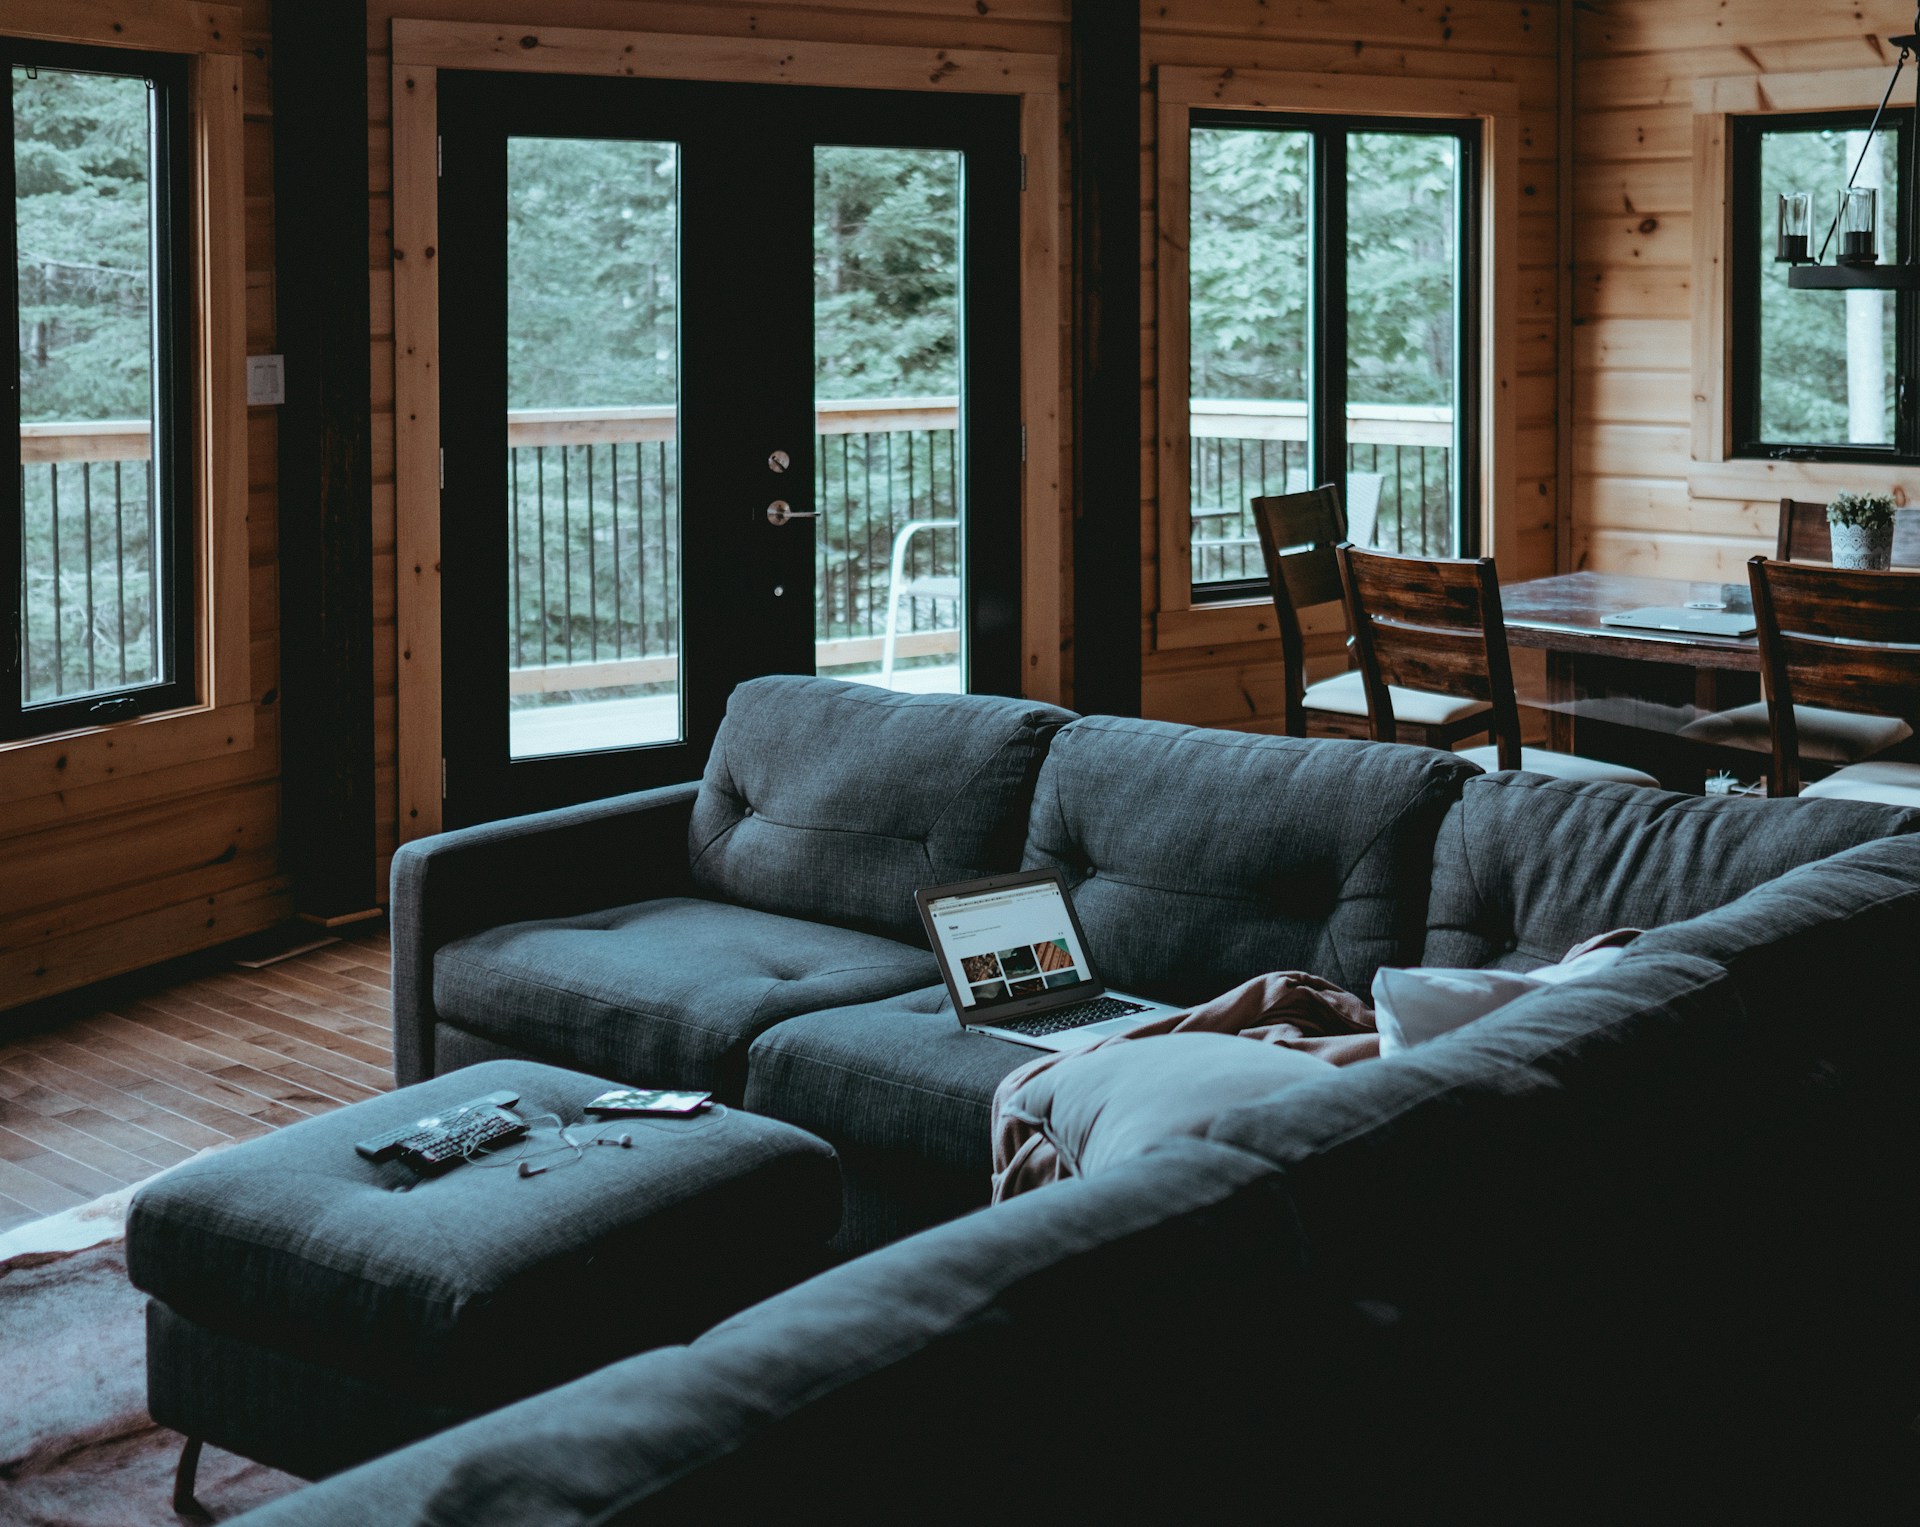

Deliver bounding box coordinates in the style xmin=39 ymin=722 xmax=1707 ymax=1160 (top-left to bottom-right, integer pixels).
xmin=0 ymin=1168 xmax=303 ymax=1525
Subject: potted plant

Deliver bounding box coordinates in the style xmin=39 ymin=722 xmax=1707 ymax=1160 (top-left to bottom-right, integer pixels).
xmin=1827 ymin=492 xmax=1897 ymax=570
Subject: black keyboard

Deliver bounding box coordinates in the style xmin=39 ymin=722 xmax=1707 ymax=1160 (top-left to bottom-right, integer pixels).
xmin=994 ymin=995 xmax=1150 ymax=1038
xmin=396 ymin=1107 xmax=528 ymax=1173
xmin=355 ymin=1089 xmax=521 ymax=1164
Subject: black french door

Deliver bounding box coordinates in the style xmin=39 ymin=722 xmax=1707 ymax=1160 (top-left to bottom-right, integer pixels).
xmin=436 ymin=73 xmax=1022 ymax=826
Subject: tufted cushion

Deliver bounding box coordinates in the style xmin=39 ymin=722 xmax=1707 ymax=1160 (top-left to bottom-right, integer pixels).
xmin=1422 ymin=772 xmax=1920 ymax=970
xmin=434 ymin=899 xmax=939 ymax=1100
xmin=688 ymin=677 xmax=1074 ymax=940
xmin=1020 ymin=719 xmax=1477 ymax=1002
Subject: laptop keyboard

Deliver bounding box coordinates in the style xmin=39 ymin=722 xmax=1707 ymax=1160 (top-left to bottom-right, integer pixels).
xmin=993 ymin=995 xmax=1151 ymax=1038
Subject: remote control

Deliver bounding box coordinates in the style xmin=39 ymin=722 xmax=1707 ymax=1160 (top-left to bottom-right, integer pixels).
xmin=355 ymin=1089 xmax=521 ymax=1162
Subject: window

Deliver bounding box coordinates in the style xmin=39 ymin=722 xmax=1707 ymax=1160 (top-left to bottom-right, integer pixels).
xmin=3 ymin=41 xmax=193 ymax=740
xmin=1729 ymin=111 xmax=1914 ymax=460
xmin=1186 ymin=112 xmax=1479 ymax=599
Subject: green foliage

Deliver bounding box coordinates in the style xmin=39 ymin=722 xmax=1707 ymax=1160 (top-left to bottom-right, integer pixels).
xmin=14 ymin=65 xmax=153 ymax=423
xmin=1827 ymin=489 xmax=1895 ymax=529
xmin=1189 ymin=125 xmax=1459 ymax=407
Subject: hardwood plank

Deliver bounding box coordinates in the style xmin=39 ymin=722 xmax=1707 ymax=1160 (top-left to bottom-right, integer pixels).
xmin=0 ymin=1127 xmax=119 ymax=1205
xmin=0 ymin=1067 xmax=194 ymax=1167
xmin=0 ymin=1155 xmax=85 ymax=1217
xmin=21 ymin=1035 xmax=275 ymax=1143
xmin=146 ymin=985 xmax=392 ymax=1090
xmin=110 ymin=995 xmax=381 ymax=1107
xmin=0 ymin=1094 xmax=177 ymax=1182
xmin=0 ymin=1054 xmax=232 ymax=1155
xmin=64 ymin=1012 xmax=327 ymax=1123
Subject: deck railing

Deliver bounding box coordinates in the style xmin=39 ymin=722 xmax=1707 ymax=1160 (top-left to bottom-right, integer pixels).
xmin=18 ymin=398 xmax=1456 ymax=704
xmin=1190 ymin=399 xmax=1456 ymax=585
xmin=18 ymin=421 xmax=162 ymax=707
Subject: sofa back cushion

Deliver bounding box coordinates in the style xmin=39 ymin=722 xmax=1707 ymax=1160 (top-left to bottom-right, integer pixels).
xmin=1423 ymin=773 xmax=1920 ymax=970
xmin=1021 ymin=720 xmax=1476 ymax=1003
xmin=690 ymin=677 xmax=1074 ymax=940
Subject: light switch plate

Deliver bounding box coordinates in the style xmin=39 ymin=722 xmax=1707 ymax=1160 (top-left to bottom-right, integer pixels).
xmin=246 ymin=354 xmax=285 ymax=406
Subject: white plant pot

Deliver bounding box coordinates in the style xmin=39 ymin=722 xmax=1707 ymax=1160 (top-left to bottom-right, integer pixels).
xmin=1830 ymin=520 xmax=1894 ymax=571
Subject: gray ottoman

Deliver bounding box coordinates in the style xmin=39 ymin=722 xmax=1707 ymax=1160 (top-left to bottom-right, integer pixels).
xmin=127 ymin=1060 xmax=840 ymax=1503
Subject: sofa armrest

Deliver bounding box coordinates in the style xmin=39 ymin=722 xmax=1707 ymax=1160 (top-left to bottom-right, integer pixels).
xmin=389 ymin=782 xmax=701 ymax=1084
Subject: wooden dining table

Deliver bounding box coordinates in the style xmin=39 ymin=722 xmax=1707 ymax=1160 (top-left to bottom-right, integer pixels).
xmin=1498 ymin=570 xmax=1764 ymax=789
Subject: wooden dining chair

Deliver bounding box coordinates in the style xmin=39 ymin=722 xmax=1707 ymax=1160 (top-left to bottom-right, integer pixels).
xmin=1336 ymin=544 xmax=1659 ymax=786
xmin=1776 ymin=496 xmax=1920 ymax=565
xmin=1251 ymin=486 xmax=1492 ymax=747
xmin=1680 ymin=509 xmax=1920 ymax=768
xmin=1747 ymin=556 xmax=1920 ymax=805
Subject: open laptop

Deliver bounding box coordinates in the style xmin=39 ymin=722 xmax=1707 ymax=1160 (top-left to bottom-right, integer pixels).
xmin=914 ymin=868 xmax=1186 ymax=1051
xmin=1600 ymin=606 xmax=1757 ymax=638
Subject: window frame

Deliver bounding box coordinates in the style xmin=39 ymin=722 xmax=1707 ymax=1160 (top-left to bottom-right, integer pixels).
xmin=2 ymin=38 xmax=198 ymax=739
xmin=1184 ymin=107 xmax=1483 ymax=604
xmin=1151 ymin=67 xmax=1520 ymax=654
xmin=1727 ymin=108 xmax=1919 ymax=464
xmin=0 ymin=2 xmax=251 ymax=806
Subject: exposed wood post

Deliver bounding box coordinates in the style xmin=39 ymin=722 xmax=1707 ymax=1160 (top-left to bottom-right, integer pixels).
xmin=1069 ymin=0 xmax=1142 ymax=716
xmin=1556 ymin=0 xmax=1576 ymax=573
xmin=271 ymin=0 xmax=377 ymax=917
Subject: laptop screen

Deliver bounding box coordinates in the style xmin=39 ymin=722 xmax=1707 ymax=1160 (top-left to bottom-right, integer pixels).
xmin=922 ymin=875 xmax=1098 ymax=1011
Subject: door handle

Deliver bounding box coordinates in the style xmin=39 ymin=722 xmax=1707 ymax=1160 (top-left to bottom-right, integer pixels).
xmin=765 ymin=500 xmax=818 ymax=526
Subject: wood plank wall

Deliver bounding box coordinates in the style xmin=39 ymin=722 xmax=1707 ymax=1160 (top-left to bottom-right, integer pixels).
xmin=363 ymin=0 xmax=1072 ymax=898
xmin=1 ymin=1 xmax=288 ymax=1009
xmin=1138 ymin=0 xmax=1564 ymax=730
xmin=1573 ymin=1 xmax=1909 ymax=579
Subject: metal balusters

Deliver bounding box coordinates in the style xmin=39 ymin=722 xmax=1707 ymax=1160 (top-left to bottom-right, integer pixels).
xmin=535 ymin=446 xmax=549 ymax=666
xmin=610 ymin=444 xmax=622 ymax=659
xmin=115 ymin=461 xmax=128 ymax=684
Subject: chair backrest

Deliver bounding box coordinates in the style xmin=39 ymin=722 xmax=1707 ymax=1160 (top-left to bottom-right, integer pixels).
xmin=1747 ymin=554 xmax=1920 ymax=795
xmin=1776 ymin=496 xmax=1920 ymax=565
xmin=1337 ymin=545 xmax=1524 ymax=768
xmin=1251 ymin=485 xmax=1348 ymax=737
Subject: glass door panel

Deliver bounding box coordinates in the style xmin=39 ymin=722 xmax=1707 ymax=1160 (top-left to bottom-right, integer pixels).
xmin=812 ymin=145 xmax=965 ymax=694
xmin=505 ymin=136 xmax=681 ymax=759
xmin=1345 ymin=130 xmax=1463 ymax=556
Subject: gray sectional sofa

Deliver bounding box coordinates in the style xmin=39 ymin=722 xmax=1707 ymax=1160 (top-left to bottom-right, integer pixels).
xmin=238 ymin=677 xmax=1920 ymax=1523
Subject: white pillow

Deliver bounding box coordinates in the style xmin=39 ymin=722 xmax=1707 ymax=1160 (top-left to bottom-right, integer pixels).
xmin=1371 ymin=947 xmax=1627 ymax=1056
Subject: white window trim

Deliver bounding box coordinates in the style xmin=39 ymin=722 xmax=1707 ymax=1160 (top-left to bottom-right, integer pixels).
xmin=1152 ymin=66 xmax=1520 ymax=653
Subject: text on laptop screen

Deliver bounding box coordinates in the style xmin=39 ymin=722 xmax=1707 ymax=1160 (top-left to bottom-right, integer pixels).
xmin=925 ymin=881 xmax=1095 ymax=1009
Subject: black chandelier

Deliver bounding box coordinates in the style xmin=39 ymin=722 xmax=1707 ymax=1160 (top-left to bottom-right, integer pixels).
xmin=1779 ymin=6 xmax=1920 ymax=289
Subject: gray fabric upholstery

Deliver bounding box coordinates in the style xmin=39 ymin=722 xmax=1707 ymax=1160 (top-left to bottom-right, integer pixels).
xmin=1422 ymin=772 xmax=1920 ymax=970
xmin=743 ymin=985 xmax=1030 ymax=1178
xmin=689 ymin=677 xmax=1074 ymax=940
xmin=223 ymin=1139 xmax=1314 ymax=1527
xmin=389 ymin=784 xmax=701 ymax=1084
xmin=129 ymin=1062 xmax=841 ymax=1417
xmin=434 ymin=899 xmax=939 ymax=1100
xmin=1022 ymin=718 xmax=1477 ymax=1002
xmin=146 ymin=1302 xmax=467 ymax=1484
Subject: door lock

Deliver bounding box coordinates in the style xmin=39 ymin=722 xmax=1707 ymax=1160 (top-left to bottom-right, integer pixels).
xmin=765 ymin=500 xmax=818 ymax=526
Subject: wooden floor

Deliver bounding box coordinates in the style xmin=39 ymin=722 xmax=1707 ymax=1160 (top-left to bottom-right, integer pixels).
xmin=0 ymin=925 xmax=393 ymax=1235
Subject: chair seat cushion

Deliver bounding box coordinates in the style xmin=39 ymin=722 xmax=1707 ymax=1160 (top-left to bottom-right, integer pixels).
xmin=1802 ymin=760 xmax=1920 ymax=808
xmin=1455 ymin=746 xmax=1658 ymax=788
xmin=1303 ymin=669 xmax=1492 ymax=728
xmin=744 ymin=985 xmax=1037 ymax=1175
xmin=435 ymin=898 xmax=939 ymax=1099
xmin=126 ymin=1061 xmax=842 ymax=1407
xmin=1678 ymin=702 xmax=1912 ymax=763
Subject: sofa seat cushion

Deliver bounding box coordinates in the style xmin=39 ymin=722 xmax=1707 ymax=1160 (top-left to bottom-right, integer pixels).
xmin=1422 ymin=771 xmax=1920 ymax=971
xmin=434 ymin=899 xmax=939 ymax=1099
xmin=1021 ymin=719 xmax=1478 ymax=1003
xmin=1678 ymin=701 xmax=1912 ymax=763
xmin=1303 ymin=669 xmax=1491 ymax=727
xmin=688 ymin=677 xmax=1074 ymax=940
xmin=743 ymin=986 xmax=1035 ymax=1175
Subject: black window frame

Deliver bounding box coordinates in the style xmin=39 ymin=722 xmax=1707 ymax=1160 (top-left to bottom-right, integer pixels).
xmin=1187 ymin=108 xmax=1482 ymax=604
xmin=1729 ymin=108 xmax=1920 ymax=463
xmin=2 ymin=39 xmax=196 ymax=741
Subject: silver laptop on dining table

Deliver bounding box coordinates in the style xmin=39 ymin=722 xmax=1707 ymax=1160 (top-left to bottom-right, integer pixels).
xmin=914 ymin=868 xmax=1185 ymax=1051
